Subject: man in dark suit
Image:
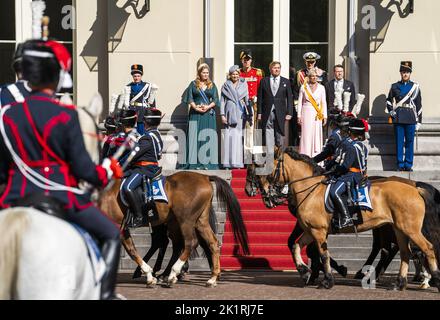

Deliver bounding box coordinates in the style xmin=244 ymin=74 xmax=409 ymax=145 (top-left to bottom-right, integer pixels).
xmin=257 ymin=61 xmax=293 ymax=153
xmin=325 ymin=64 xmax=356 ymax=114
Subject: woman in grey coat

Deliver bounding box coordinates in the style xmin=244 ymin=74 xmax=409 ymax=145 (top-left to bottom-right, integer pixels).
xmin=220 ymin=65 xmax=251 ymax=169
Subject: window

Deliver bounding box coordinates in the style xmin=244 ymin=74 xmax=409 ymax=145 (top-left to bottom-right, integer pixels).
xmin=289 ymin=0 xmax=328 ymax=72
xmin=234 ymin=0 xmax=273 ymax=75
xmin=232 ymin=0 xmax=329 ymax=76
xmin=0 ymin=0 xmax=17 ymax=84
xmin=44 ymin=0 xmax=74 ymax=95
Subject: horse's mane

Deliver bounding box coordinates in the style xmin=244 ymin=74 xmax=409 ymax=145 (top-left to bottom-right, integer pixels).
xmin=283 ymin=147 xmax=325 ymax=176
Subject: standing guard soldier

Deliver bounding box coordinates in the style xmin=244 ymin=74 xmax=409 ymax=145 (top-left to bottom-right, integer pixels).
xmin=124 ymin=64 xmax=158 ymax=135
xmin=239 ymin=49 xmax=264 ymax=157
xmin=386 ymin=61 xmax=422 ymax=172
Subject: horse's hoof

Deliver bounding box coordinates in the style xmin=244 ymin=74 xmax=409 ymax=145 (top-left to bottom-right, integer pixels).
xmin=354 ymin=271 xmax=365 ymax=280
xmin=177 ymin=272 xmax=187 ymax=281
xmin=166 ymin=276 xmax=178 ymax=286
xmin=206 ymin=280 xmax=217 ymax=288
xmin=320 ymin=275 xmax=335 ymax=289
xmin=420 ymin=282 xmax=431 ymax=290
xmin=394 ymin=276 xmax=407 ymax=291
xmin=297 ymin=265 xmax=312 ymax=284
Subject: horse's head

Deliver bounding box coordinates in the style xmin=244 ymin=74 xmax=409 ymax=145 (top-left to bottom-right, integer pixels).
xmin=246 ymin=148 xmax=288 ymax=209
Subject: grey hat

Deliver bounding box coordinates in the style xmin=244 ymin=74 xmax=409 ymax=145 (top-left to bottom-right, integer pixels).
xmin=229 ymin=65 xmax=240 ymax=74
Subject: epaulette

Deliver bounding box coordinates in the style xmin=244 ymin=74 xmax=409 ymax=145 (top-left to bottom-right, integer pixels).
xmin=255 ymin=68 xmax=264 ymax=77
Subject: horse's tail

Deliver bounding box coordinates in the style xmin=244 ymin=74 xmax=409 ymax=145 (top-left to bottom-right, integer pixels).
xmin=417 ymin=181 xmax=440 ymax=266
xmin=209 ymin=176 xmax=250 ymax=255
xmin=0 ymin=209 xmax=30 ymax=300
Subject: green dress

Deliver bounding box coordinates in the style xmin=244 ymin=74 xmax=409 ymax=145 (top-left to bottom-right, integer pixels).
xmin=181 ymin=81 xmax=220 ymax=170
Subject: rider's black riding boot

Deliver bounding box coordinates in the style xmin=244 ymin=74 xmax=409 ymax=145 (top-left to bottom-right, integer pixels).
xmin=126 ymin=188 xmax=144 ymax=228
xmin=332 ymin=194 xmax=354 ymax=230
xmin=100 ymin=239 xmax=121 ymax=300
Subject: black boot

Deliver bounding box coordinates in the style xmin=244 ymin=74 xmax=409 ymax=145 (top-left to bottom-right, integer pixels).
xmin=332 ymin=194 xmax=354 ymax=230
xmin=100 ymin=239 xmax=121 ymax=300
xmin=126 ymin=188 xmax=144 ymax=228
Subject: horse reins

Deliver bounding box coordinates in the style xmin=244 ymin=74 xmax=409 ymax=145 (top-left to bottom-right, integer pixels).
xmin=269 ymin=150 xmax=325 ymax=209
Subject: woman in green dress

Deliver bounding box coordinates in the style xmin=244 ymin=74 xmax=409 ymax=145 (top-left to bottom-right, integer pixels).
xmin=181 ymin=63 xmax=220 ymax=170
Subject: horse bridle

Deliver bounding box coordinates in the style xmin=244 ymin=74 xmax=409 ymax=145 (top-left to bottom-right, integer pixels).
xmin=266 ymin=149 xmax=325 ymax=209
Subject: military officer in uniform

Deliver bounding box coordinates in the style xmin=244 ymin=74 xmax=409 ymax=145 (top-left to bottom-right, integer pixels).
xmin=327 ymin=118 xmax=369 ymax=231
xmin=293 ymin=52 xmax=328 ymax=102
xmin=386 ymin=61 xmax=422 ymax=172
xmin=0 ymin=39 xmax=122 ymax=299
xmin=0 ymin=43 xmax=32 ymax=108
xmin=124 ymin=64 xmax=158 ymax=135
xmin=239 ymin=49 xmax=264 ymax=158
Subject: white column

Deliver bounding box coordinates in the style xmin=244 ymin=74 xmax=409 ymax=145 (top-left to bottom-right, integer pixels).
xmin=16 ymin=0 xmax=33 ymax=42
xmin=204 ymin=0 xmax=211 ymax=57
xmin=225 ymin=0 xmax=234 ymax=69
xmin=273 ymin=0 xmax=290 ymax=78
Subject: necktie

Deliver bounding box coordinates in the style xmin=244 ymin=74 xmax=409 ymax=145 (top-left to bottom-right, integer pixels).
xmin=272 ymin=77 xmax=279 ymax=95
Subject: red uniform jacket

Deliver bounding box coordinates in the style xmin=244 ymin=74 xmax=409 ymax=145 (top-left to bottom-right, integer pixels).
xmin=240 ymin=67 xmax=264 ymax=100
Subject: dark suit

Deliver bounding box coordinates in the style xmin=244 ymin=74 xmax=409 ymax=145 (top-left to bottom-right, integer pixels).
xmin=325 ymin=79 xmax=356 ymax=113
xmin=257 ymin=76 xmax=293 ymax=136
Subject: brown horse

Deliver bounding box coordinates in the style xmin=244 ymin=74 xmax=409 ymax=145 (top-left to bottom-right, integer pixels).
xmin=98 ymin=172 xmax=249 ymax=287
xmin=257 ymin=147 xmax=440 ymax=291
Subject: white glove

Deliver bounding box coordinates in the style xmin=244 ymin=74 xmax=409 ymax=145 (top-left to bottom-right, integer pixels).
xmin=416 ymin=123 xmax=421 ymax=131
xmin=389 ymin=110 xmax=397 ymax=118
xmin=101 ymin=158 xmax=114 ymax=180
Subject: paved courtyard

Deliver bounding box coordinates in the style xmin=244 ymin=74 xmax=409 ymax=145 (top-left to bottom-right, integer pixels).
xmin=116 ymin=271 xmax=440 ymax=300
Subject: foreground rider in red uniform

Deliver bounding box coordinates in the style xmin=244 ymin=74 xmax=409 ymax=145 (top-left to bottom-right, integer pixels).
xmin=0 ymin=39 xmax=123 ymax=300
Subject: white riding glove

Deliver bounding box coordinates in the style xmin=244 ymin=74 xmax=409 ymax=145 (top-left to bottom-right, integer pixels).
xmin=416 ymin=123 xmax=422 ymax=131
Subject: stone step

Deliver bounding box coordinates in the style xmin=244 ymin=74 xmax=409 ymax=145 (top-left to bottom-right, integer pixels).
xmin=367 ymin=155 xmax=440 ymax=171
xmin=331 ymin=258 xmax=413 ymax=274
xmin=327 ymin=234 xmax=373 ymax=248
xmin=120 ymin=257 xmax=211 ymax=272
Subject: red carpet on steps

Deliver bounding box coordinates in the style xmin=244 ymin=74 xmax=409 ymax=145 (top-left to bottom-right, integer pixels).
xmin=220 ymin=169 xmax=307 ymax=270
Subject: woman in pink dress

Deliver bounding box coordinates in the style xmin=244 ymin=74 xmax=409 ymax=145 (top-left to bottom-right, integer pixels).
xmin=297 ymin=69 xmax=328 ymax=157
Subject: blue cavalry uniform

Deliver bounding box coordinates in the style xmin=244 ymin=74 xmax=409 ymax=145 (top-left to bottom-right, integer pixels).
xmin=386 ymin=61 xmax=422 ymax=171
xmin=313 ymin=113 xmax=351 ymax=170
xmin=120 ymin=109 xmax=163 ymax=227
xmin=3 ymin=36 xmax=122 ymax=300
xmin=126 ymin=64 xmax=157 ymax=135
xmin=328 ymin=119 xmax=369 ymax=230
xmin=0 ymin=80 xmax=31 ymax=108
xmin=0 ymin=93 xmax=118 ymax=237
xmin=313 ymin=127 xmax=344 ymax=170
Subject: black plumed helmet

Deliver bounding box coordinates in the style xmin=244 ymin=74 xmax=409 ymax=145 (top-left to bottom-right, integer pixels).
xmin=118 ymin=109 xmax=137 ymax=127
xmin=144 ymin=108 xmax=162 ymax=127
xmin=104 ymin=116 xmax=117 ymax=132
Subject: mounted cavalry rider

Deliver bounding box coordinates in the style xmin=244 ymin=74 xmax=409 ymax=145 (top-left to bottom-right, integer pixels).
xmin=313 ymin=111 xmax=354 ymax=170
xmin=0 ymin=43 xmax=32 ymax=108
xmin=386 ymin=61 xmax=422 ymax=172
xmin=326 ymin=118 xmax=369 ymax=231
xmin=0 ymin=39 xmax=123 ymax=300
xmin=124 ymin=64 xmax=158 ymax=135
xmin=120 ymin=108 xmax=163 ymax=228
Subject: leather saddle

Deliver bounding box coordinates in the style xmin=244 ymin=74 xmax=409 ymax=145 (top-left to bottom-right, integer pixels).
xmin=14 ymin=193 xmax=66 ymax=219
